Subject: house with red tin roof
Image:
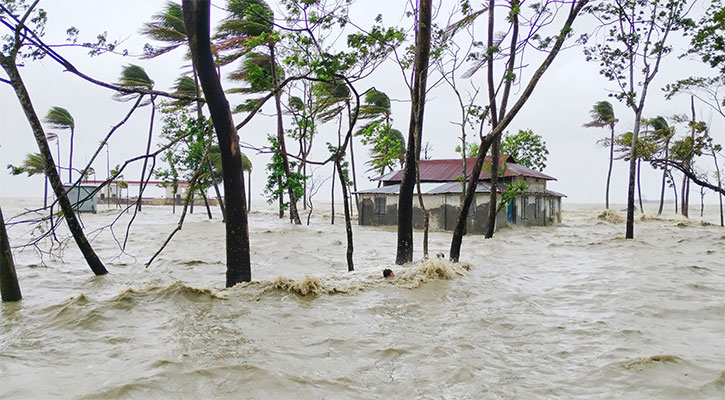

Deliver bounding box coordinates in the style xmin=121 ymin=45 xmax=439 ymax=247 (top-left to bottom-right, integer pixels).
xmin=356 ymin=155 xmax=564 ymax=233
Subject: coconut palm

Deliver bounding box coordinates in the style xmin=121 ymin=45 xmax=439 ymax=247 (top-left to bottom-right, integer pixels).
xmin=44 ymin=107 xmax=75 ymax=183
xmin=584 ymin=101 xmax=618 ymax=209
xmin=140 ymin=2 xmax=187 ymax=59
xmin=7 ymin=153 xmax=49 ymax=207
xmin=646 ymin=116 xmax=675 ymax=216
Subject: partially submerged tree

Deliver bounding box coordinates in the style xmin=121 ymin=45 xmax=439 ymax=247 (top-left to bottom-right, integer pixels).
xmin=584 ymin=0 xmax=693 ymax=238
xmin=0 ymin=202 xmax=22 ymax=302
xmin=449 ymin=0 xmax=590 ymax=260
xmin=183 ymin=0 xmax=251 ymax=286
xmin=43 ymin=106 xmax=75 ymax=183
xmin=584 ymin=101 xmax=618 ymax=209
xmin=0 ymin=1 xmax=108 ymax=275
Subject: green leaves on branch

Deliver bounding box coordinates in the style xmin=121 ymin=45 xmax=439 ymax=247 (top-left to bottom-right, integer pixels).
xmin=501 ymin=129 xmax=549 ymax=172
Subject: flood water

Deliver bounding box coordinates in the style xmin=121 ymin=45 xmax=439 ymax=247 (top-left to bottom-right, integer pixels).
xmin=1 ymin=198 xmax=724 ymax=399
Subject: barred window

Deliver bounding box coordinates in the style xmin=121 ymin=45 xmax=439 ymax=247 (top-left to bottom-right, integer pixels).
xmin=375 ymin=197 xmax=386 ymax=214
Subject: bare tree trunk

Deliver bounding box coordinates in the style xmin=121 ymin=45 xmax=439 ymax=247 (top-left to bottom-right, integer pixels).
xmin=637 ymin=158 xmax=644 ymax=213
xmin=0 ymin=56 xmax=107 ymax=276
xmin=396 ymin=0 xmax=432 ymax=265
xmin=331 ymin=163 xmax=335 ymax=225
xmin=712 ymin=148 xmax=724 ymax=226
xmin=606 ymin=125 xmax=614 ymax=209
xmin=247 ymin=171 xmax=252 ymax=212
xmin=625 ymin=112 xmax=642 ymax=238
xmin=348 ymin=136 xmax=359 ymax=215
xmin=671 ymin=171 xmax=678 ymax=214
xmin=657 ymin=139 xmax=669 ymax=216
xmin=336 ymin=160 xmax=354 ymax=271
xmin=700 ymin=186 xmax=705 ymax=217
xmin=183 ymin=0 xmax=251 ymax=286
xmin=208 ymin=161 xmax=226 ymax=221
xmin=0 ymin=203 xmax=22 ymax=302
xmin=269 ymin=45 xmax=301 ymax=225
xmin=681 ymin=174 xmax=689 ymax=218
xmin=201 ymin=190 xmax=213 ymax=219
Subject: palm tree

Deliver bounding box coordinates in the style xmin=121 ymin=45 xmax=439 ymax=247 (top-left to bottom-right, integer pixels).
xmin=646 ymin=116 xmax=674 ymax=216
xmin=44 ymin=107 xmax=75 ymax=183
xmin=1 ymin=202 xmax=22 ymax=302
xmin=140 ymin=2 xmax=187 ymax=59
xmin=584 ymin=101 xmax=618 ymax=209
xmin=7 ymin=153 xmax=48 ymax=207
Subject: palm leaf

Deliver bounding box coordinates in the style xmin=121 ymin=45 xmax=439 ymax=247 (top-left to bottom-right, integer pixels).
xmin=44 ymin=106 xmax=74 ymax=130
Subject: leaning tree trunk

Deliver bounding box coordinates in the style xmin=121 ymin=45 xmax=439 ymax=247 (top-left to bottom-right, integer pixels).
xmin=0 ymin=56 xmax=108 ymax=276
xmin=336 ymin=159 xmax=354 ymax=271
xmin=201 ymin=190 xmax=213 ymax=219
xmin=485 ymin=136 xmax=501 ymax=238
xmin=625 ymin=112 xmax=643 ymax=239
xmin=395 ymin=0 xmax=432 ymax=265
xmin=183 ymin=0 xmax=251 ymax=286
xmin=269 ymin=45 xmax=301 ymax=225
xmin=713 ymin=148 xmax=724 ymax=226
xmin=331 ymin=163 xmax=336 ymax=225
xmin=657 ymin=139 xmax=669 ymax=216
xmin=450 ymin=0 xmax=586 ymax=261
xmin=0 ymin=203 xmax=22 ymax=302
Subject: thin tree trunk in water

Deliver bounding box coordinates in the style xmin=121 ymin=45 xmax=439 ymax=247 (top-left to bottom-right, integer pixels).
xmin=0 ymin=203 xmax=22 ymax=302
xmin=606 ymin=125 xmax=614 ymax=209
xmin=396 ymin=0 xmax=432 ymax=265
xmin=712 ymin=149 xmax=724 ymax=226
xmin=136 ymin=96 xmax=156 ymax=213
xmin=201 ymin=190 xmax=213 ymax=219
xmin=625 ymin=112 xmax=642 ymax=238
xmin=700 ymin=186 xmax=705 ymax=217
xmin=415 ymin=178 xmax=430 ymax=259
xmin=247 ymin=171 xmax=252 ymax=212
xmin=670 ymin=171 xmax=678 ymax=214
xmin=183 ymin=0 xmax=251 ymax=286
xmin=172 ymin=187 xmax=177 ymax=214
xmin=331 ymin=164 xmax=335 ymax=225
xmin=336 ymin=160 xmax=354 ymax=271
xmin=348 ymin=134 xmax=359 ymax=215
xmin=208 ymin=161 xmax=225 ymax=221
xmin=485 ymin=137 xmax=500 ymax=238
xmin=0 ymin=56 xmax=107 ymax=276
xmin=269 ymin=45 xmax=301 ymax=225
xmin=278 ymin=176 xmax=284 ymax=219
xmin=657 ymin=140 xmax=669 ymax=216
xmin=681 ymin=175 xmax=688 ymax=217
xmin=637 ymin=158 xmax=644 ymax=214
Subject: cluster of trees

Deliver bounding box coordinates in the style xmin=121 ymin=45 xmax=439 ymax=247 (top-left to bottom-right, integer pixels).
xmin=2 ymin=0 xmax=725 ymax=302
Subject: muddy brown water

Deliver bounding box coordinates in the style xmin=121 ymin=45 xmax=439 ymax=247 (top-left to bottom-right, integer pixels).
xmin=1 ymin=199 xmax=724 ymax=399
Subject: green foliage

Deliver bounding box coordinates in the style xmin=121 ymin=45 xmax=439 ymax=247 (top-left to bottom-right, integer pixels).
xmin=264 ymin=135 xmax=305 ymax=209
xmin=44 ymin=106 xmax=74 ymax=130
xmin=500 ymin=129 xmax=549 ymax=171
xmin=687 ymin=0 xmax=725 ymax=74
xmin=155 ymin=105 xmax=216 ymax=196
xmin=7 ymin=152 xmax=45 ymax=176
xmin=359 ymin=122 xmax=406 ymax=174
xmin=583 ymin=0 xmax=691 ymax=108
xmin=140 ymin=1 xmax=186 ymax=58
xmin=455 ymin=142 xmax=480 ymax=158
xmin=583 ymin=101 xmax=617 ymax=129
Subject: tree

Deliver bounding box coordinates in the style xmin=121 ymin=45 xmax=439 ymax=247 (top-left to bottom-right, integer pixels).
xmin=396 ymin=0 xmax=433 ymax=265
xmin=645 ymin=116 xmax=675 ymax=216
xmin=583 ymin=101 xmax=618 ymax=209
xmin=449 ymin=0 xmax=590 ymax=261
xmin=242 ymin=152 xmax=253 ymax=210
xmin=500 ymin=129 xmax=549 ymax=172
xmin=584 ymin=0 xmax=692 ymax=238
xmin=0 ymin=202 xmax=22 ymax=302
xmin=183 ymin=0 xmax=251 ymax=286
xmin=0 ymin=1 xmax=108 ymax=276
xmin=44 ymin=106 xmax=75 ymax=183
xmin=7 ymin=152 xmax=49 ymax=207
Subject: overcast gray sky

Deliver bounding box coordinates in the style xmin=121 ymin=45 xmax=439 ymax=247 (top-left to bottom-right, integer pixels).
xmin=1 ymin=0 xmax=722 ymax=206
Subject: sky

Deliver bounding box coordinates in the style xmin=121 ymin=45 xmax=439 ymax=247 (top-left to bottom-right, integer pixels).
xmin=1 ymin=0 xmax=723 ymax=207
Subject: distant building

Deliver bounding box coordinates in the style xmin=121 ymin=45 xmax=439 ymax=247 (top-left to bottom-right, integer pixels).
xmin=356 ymin=155 xmax=565 ymax=233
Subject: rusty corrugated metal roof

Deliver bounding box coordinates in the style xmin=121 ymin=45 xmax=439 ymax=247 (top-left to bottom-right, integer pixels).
xmin=380 ymin=155 xmax=556 ymax=183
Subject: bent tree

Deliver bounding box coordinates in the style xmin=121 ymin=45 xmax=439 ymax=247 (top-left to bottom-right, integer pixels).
xmin=0 ymin=2 xmax=108 ymax=275
xmin=449 ymin=0 xmax=590 ymax=262
xmin=182 ymin=0 xmax=251 ymax=286
xmin=584 ymin=101 xmax=618 ymax=209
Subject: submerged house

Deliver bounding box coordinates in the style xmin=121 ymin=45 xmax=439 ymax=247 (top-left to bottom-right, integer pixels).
xmin=356 ymin=155 xmax=564 ymax=234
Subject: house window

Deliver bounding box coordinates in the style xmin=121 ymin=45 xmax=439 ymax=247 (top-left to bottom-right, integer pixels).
xmin=375 ymin=197 xmax=386 ymax=214
xmin=550 ymin=199 xmax=556 ymax=215
xmin=535 ymin=197 xmax=543 ymax=219
xmin=521 ymin=196 xmax=528 ymax=219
